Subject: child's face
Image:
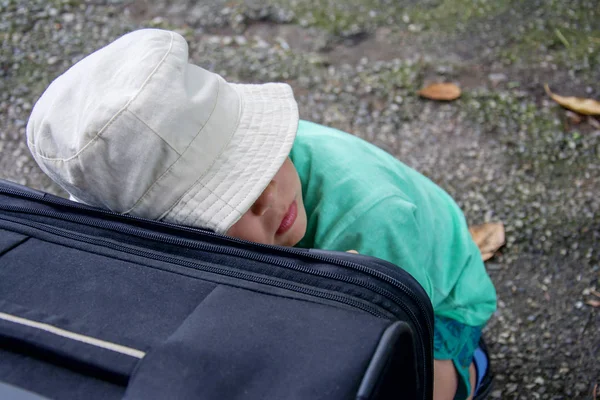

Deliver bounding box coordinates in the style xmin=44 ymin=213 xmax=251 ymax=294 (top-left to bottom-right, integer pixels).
xmin=226 ymin=158 xmax=307 ymax=247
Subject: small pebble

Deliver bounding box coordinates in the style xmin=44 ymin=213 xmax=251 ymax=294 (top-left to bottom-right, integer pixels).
xmin=534 ymin=377 xmax=545 ymax=385
xmin=488 ymin=72 xmax=507 ymax=86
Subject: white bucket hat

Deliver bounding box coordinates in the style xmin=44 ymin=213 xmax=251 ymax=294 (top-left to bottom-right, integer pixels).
xmin=26 ymin=29 xmax=299 ymax=233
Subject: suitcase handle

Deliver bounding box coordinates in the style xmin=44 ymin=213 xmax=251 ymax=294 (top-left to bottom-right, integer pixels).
xmin=357 ymin=321 xmax=421 ymax=400
xmin=0 ymin=301 xmax=142 ymax=386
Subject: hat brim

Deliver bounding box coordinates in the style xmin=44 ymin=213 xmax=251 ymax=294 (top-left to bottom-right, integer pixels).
xmin=162 ymin=82 xmax=299 ymax=233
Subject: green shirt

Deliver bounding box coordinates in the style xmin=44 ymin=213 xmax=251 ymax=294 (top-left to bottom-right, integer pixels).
xmin=290 ymin=120 xmax=496 ymax=327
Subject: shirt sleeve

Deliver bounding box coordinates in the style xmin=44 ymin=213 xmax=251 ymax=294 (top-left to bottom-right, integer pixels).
xmin=319 ymin=195 xmax=434 ymax=305
xmin=319 ymin=195 xmax=496 ymax=327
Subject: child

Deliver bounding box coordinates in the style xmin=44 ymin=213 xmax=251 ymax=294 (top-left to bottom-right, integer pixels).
xmin=26 ymin=29 xmax=496 ymax=400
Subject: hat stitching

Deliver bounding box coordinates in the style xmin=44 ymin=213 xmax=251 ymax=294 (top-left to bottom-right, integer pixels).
xmin=162 ymin=81 xmax=243 ymax=224
xmin=187 ymin=84 xmax=295 ymax=232
xmin=183 ymin=186 xmax=235 ymax=229
xmin=31 ymin=31 xmax=176 ymax=163
xmin=127 ymin=109 xmax=180 ymax=155
xmin=230 ymin=87 xmax=279 ymax=211
xmin=180 ymin=86 xmax=263 ymax=227
xmin=129 ymin=75 xmax=241 ymax=216
xmin=219 ymin=86 xmax=297 ymax=231
xmin=184 ymin=146 xmax=255 ymax=229
xmin=181 ymin=134 xmax=254 ymax=227
xmin=164 ymin=77 xmax=226 ymax=157
xmin=230 ymin=84 xmax=296 ymax=214
xmin=187 ymin=85 xmax=293 ymax=232
xmin=129 ymin=76 xmax=228 ymax=216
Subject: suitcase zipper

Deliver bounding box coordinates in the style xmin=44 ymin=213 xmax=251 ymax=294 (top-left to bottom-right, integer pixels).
xmin=0 ymin=185 xmax=432 ymax=325
xmin=0 ymin=213 xmax=392 ymax=320
xmin=0 ymin=184 xmax=433 ymax=395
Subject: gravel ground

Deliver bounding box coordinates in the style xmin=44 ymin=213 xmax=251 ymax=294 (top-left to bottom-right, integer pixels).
xmin=1 ymin=0 xmax=599 ymax=398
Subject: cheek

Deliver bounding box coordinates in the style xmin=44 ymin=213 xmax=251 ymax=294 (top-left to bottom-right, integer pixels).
xmin=280 ymin=160 xmax=302 ymax=194
xmin=227 ymin=215 xmax=273 ymax=245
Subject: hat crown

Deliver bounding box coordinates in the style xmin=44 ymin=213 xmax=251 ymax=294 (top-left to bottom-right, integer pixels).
xmin=28 ymin=29 xmax=180 ymax=161
xmin=26 ymin=29 xmax=240 ymax=214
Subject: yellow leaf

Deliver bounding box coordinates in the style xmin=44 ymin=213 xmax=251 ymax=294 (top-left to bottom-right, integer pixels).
xmin=544 ymin=84 xmax=600 ymax=116
xmin=468 ymin=222 xmax=506 ymax=262
xmin=418 ymin=83 xmax=461 ymax=101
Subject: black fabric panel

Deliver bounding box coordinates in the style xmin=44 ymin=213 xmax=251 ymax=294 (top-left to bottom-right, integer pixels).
xmin=0 ymin=228 xmax=28 ymax=257
xmin=0 ymin=238 xmax=218 ymax=350
xmin=125 ymin=285 xmax=392 ymax=400
xmin=0 ymin=348 xmax=125 ymax=400
xmin=0 ymin=381 xmax=51 ymax=400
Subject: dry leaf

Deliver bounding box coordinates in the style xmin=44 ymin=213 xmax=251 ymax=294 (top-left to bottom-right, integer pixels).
xmin=544 ymin=84 xmax=600 ymax=116
xmin=469 ymin=222 xmax=506 ymax=261
xmin=418 ymin=83 xmax=461 ymax=101
xmin=586 ymin=300 xmax=600 ymax=308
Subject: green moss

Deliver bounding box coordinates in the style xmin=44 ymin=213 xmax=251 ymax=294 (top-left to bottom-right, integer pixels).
xmin=357 ymin=61 xmax=424 ymax=94
xmin=52 ymin=0 xmax=83 ymax=7
xmin=263 ymin=0 xmax=406 ymax=36
xmin=407 ymin=0 xmax=511 ymax=31
xmin=262 ymin=0 xmax=512 ymax=36
xmin=498 ymin=1 xmax=599 ymax=78
xmin=462 ymin=89 xmax=597 ymax=180
xmin=501 ymin=27 xmax=599 ymax=70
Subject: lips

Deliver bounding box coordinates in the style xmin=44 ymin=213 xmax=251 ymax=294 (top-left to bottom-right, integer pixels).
xmin=276 ymin=200 xmax=298 ymax=235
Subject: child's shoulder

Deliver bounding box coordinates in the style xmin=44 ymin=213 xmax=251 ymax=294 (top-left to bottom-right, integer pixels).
xmin=291 ymin=120 xmax=422 ymax=208
xmin=296 ymin=120 xmax=371 ymax=149
xmin=293 ymin=120 xmax=395 ymax=167
xmin=292 ymin=120 xmax=422 ymax=187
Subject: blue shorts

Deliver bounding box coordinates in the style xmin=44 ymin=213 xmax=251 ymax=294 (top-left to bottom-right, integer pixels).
xmin=433 ymin=316 xmax=483 ymax=400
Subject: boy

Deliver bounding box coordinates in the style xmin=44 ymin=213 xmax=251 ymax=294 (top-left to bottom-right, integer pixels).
xmin=26 ymin=29 xmax=496 ymax=400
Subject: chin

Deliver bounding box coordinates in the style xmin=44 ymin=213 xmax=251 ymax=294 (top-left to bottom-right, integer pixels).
xmin=279 ymin=225 xmax=305 ymax=247
xmin=289 ymin=224 xmax=307 ymax=246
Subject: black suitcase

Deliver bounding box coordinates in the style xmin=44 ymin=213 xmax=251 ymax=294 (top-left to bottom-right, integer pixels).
xmin=0 ymin=179 xmax=433 ymax=400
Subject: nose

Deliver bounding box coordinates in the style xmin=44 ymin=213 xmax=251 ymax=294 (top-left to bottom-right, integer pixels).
xmin=250 ymin=180 xmax=277 ymax=216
